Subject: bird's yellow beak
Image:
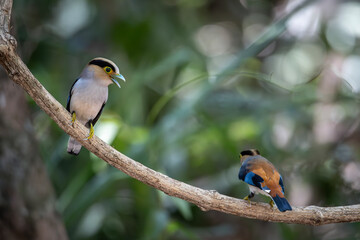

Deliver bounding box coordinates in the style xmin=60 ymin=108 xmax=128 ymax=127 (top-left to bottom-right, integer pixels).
xmin=110 ymin=73 xmax=126 ymax=88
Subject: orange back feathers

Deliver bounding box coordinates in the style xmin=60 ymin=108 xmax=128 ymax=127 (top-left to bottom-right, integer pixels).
xmin=245 ymin=157 xmax=284 ymax=198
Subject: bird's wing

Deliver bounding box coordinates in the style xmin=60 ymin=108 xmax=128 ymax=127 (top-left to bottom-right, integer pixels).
xmin=251 ymin=165 xmax=284 ymax=197
xmin=238 ymin=163 xmax=248 ymax=181
xmin=279 ymin=175 xmax=285 ymax=194
xmin=91 ymin=102 xmax=106 ymax=126
xmin=66 ymin=78 xmax=79 ymax=112
xmin=242 ymin=157 xmax=284 ymax=197
xmin=239 ymin=158 xmax=265 ymax=189
xmin=243 ymin=171 xmax=264 ymax=189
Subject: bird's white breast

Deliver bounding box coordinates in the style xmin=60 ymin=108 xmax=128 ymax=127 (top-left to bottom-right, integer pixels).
xmin=69 ymin=77 xmax=108 ymax=124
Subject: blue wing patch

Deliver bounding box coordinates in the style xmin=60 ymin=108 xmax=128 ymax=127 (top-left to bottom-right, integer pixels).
xmin=244 ymin=172 xmax=264 ymax=189
xmin=279 ymin=176 xmax=285 ymax=194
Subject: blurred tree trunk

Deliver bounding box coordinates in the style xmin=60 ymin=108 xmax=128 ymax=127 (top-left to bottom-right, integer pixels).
xmin=0 ymin=73 xmax=68 ymax=240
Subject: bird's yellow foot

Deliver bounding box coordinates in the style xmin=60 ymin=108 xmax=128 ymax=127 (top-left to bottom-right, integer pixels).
xmin=84 ymin=123 xmax=94 ymax=140
xmin=70 ymin=112 xmax=76 ymax=127
xmin=243 ymin=196 xmax=251 ymax=204
xmin=269 ymin=199 xmax=274 ymax=208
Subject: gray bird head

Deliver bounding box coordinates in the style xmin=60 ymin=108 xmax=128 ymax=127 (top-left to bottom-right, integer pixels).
xmin=87 ymin=57 xmax=126 ymax=87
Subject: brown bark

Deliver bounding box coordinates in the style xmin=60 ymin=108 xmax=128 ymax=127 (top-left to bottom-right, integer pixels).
xmin=0 ymin=73 xmax=68 ymax=239
xmin=0 ymin=0 xmax=68 ymax=239
xmin=1 ymin=0 xmax=360 ymax=227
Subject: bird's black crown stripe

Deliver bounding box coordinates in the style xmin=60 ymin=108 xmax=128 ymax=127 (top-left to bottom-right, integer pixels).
xmin=240 ymin=149 xmax=260 ymax=156
xmin=89 ymin=59 xmax=116 ymax=72
xmin=240 ymin=150 xmax=254 ymax=156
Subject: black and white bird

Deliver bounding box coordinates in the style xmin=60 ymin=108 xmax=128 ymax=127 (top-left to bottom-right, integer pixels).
xmin=66 ymin=57 xmax=126 ymax=155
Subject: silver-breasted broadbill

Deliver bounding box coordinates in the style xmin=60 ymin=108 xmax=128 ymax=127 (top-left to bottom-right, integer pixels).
xmin=66 ymin=57 xmax=125 ymax=155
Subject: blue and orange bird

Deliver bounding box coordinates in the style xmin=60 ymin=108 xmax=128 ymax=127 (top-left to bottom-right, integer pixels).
xmin=238 ymin=149 xmax=292 ymax=212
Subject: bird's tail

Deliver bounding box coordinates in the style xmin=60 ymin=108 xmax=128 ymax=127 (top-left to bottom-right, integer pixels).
xmin=67 ymin=137 xmax=82 ymax=155
xmin=272 ymin=195 xmax=292 ymax=212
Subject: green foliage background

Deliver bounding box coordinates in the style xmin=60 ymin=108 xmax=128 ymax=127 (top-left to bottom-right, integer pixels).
xmin=14 ymin=0 xmax=360 ymax=239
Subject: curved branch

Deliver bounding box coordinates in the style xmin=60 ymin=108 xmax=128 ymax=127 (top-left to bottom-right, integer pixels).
xmin=1 ymin=0 xmax=360 ymax=226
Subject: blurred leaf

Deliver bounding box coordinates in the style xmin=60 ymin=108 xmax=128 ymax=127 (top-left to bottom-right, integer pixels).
xmin=63 ymin=168 xmax=128 ymax=231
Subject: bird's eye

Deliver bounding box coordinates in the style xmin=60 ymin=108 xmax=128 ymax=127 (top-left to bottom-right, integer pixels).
xmin=104 ymin=67 xmax=112 ymax=73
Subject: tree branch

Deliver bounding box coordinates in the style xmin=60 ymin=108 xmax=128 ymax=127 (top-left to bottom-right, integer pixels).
xmin=1 ymin=0 xmax=360 ymax=226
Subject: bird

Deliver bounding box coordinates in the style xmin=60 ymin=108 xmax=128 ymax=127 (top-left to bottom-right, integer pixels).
xmin=238 ymin=149 xmax=292 ymax=212
xmin=66 ymin=57 xmax=126 ymax=155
